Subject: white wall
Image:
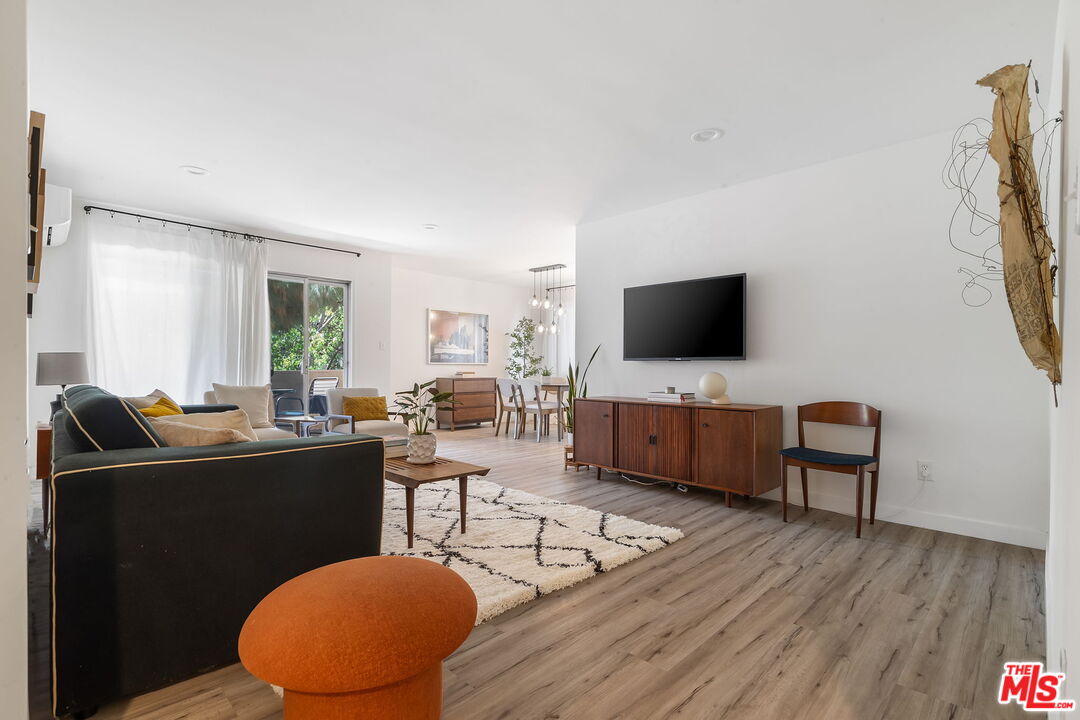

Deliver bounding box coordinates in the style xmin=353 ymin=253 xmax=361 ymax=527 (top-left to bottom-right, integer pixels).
xmin=389 ymin=262 xmax=532 ymax=393
xmin=1 ymin=0 xmax=29 ymax=716
xmin=1047 ymin=0 xmax=1080 ymax=700
xmin=576 ymin=130 xmax=1051 ymax=549
xmin=27 ymin=201 xmax=87 ymax=422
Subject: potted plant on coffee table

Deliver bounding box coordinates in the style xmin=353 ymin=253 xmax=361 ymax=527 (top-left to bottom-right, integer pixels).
xmin=393 ymin=380 xmax=459 ymax=464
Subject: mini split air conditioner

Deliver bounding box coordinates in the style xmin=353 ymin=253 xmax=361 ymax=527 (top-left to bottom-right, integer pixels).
xmin=43 ymin=183 xmax=72 ymax=247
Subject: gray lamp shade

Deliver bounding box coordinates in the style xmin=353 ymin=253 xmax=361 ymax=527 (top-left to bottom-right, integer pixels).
xmin=36 ymin=352 xmax=89 ymax=387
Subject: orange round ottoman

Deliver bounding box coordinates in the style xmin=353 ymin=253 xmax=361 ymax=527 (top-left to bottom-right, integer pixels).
xmin=238 ymin=556 xmax=477 ymax=720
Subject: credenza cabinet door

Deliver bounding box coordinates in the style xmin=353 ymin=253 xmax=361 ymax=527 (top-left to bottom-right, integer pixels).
xmin=574 ymin=400 xmax=615 ymax=468
xmin=617 ymin=403 xmax=655 ymax=476
xmin=655 ymin=406 xmax=693 ymax=481
xmin=694 ymin=409 xmax=754 ymax=493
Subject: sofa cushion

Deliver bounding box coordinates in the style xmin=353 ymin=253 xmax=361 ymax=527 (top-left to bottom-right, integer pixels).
xmin=212 ymin=383 xmax=273 ymax=428
xmin=138 ymin=396 xmax=184 ymax=418
xmin=148 ymin=421 xmax=250 ymax=447
xmin=343 ymin=395 xmax=389 ymax=422
xmin=254 ymin=426 xmax=299 ymax=441
xmin=150 ymin=408 xmax=258 ymax=442
xmin=123 ymin=388 xmax=179 ymax=410
xmin=354 ymin=420 xmax=408 ymax=438
xmin=62 ymin=385 xmax=166 ymax=452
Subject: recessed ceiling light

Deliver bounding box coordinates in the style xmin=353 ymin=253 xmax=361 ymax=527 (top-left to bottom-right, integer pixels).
xmin=422 ymin=224 xmax=439 ymax=231
xmin=690 ymin=128 xmax=724 ymax=143
xmin=179 ymin=165 xmax=209 ymax=175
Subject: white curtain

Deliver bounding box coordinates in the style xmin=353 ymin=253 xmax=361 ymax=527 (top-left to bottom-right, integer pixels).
xmin=87 ymin=213 xmax=270 ymax=403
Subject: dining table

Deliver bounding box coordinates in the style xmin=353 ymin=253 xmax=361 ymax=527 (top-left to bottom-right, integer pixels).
xmin=539 ymin=382 xmax=569 ymax=442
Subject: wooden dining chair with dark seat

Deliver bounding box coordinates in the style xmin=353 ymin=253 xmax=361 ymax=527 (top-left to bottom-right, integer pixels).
xmin=780 ymin=401 xmax=882 ymax=538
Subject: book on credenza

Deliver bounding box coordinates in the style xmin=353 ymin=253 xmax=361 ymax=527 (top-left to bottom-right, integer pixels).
xmin=647 ymin=391 xmax=697 ymax=402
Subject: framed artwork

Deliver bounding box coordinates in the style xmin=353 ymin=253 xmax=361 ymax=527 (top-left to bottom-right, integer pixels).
xmin=428 ymin=309 xmax=489 ymax=364
xmin=27 ymin=111 xmax=46 ymax=317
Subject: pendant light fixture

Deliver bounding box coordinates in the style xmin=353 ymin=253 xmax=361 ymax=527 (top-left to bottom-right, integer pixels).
xmin=528 ymin=263 xmax=567 ymax=329
xmin=556 ymin=267 xmax=566 ymax=317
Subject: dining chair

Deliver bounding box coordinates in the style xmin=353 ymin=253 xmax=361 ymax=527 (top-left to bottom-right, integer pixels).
xmin=495 ymin=378 xmax=518 ymax=436
xmin=779 ymin=401 xmax=882 ymax=538
xmin=514 ymin=379 xmax=562 ymax=442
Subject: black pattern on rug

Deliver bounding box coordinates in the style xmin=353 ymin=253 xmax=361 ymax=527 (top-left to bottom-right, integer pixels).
xmin=381 ymin=479 xmax=683 ymax=622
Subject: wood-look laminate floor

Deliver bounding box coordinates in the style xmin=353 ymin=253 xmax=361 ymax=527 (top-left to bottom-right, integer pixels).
xmin=28 ymin=426 xmax=1046 ymax=720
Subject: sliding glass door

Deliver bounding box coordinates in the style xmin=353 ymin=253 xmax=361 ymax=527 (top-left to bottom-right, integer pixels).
xmin=269 ymin=275 xmax=349 ymax=408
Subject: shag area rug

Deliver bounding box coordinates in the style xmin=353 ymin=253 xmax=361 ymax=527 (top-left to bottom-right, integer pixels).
xmin=381 ymin=479 xmax=683 ymax=623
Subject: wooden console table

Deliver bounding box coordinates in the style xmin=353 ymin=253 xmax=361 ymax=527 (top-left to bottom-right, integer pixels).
xmin=435 ymin=377 xmax=497 ymax=430
xmin=573 ymin=397 xmax=782 ymax=506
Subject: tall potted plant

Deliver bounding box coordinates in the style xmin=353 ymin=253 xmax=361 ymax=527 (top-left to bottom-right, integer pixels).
xmin=393 ymin=380 xmax=458 ymax=464
xmin=564 ymin=344 xmax=600 ymax=447
xmin=506 ymin=317 xmax=544 ymax=380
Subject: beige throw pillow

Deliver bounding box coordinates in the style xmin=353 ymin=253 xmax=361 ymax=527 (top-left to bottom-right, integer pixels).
xmin=149 ymin=409 xmax=258 ymax=442
xmin=149 ymin=420 xmax=250 ymax=447
xmin=212 ymin=383 xmax=272 ymax=428
xmin=123 ymin=388 xmax=179 ymax=410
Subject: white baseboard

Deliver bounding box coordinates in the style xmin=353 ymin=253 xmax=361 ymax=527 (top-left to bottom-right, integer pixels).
xmin=760 ymin=488 xmax=1047 ymax=550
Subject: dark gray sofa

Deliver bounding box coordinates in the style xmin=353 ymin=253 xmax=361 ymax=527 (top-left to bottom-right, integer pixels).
xmin=49 ymin=390 xmax=385 ymax=718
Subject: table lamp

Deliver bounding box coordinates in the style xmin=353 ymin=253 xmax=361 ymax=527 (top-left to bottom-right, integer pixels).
xmin=36 ymin=351 xmax=89 ymax=415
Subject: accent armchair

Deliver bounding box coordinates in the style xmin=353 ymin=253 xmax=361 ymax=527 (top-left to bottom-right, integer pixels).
xmin=322 ymin=387 xmax=409 ymax=442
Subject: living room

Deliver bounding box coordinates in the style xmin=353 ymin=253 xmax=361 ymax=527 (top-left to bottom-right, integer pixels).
xmin=4 ymin=1 xmax=1080 ymax=719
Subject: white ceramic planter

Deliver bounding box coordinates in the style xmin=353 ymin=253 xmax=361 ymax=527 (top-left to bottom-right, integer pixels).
xmin=565 ymin=431 xmax=574 ymax=448
xmin=407 ymin=433 xmax=437 ymax=464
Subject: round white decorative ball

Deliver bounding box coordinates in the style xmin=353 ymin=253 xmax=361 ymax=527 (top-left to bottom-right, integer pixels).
xmin=698 ymin=372 xmax=731 ymax=404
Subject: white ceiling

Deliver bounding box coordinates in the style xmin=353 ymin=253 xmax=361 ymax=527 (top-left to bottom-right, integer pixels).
xmin=28 ymin=0 xmax=1059 ymax=283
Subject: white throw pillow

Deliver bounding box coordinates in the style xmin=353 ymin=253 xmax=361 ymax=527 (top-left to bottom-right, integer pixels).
xmin=150 ymin=409 xmax=258 ymax=442
xmin=212 ymin=383 xmax=272 ymax=428
xmin=149 ymin=420 xmax=250 ymax=447
xmin=122 ymin=388 xmax=179 ymax=410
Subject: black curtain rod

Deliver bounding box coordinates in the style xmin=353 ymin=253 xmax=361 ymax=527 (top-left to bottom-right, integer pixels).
xmin=82 ymin=205 xmax=362 ymax=258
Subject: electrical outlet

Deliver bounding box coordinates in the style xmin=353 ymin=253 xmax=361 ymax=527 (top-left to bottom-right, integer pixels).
xmin=917 ymin=461 xmax=933 ymax=482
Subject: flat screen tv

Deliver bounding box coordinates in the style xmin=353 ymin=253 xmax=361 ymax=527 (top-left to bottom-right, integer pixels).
xmin=623 ymin=273 xmax=746 ymax=361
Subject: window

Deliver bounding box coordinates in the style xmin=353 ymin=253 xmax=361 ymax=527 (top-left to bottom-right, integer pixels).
xmin=269 ymin=274 xmax=349 ymax=382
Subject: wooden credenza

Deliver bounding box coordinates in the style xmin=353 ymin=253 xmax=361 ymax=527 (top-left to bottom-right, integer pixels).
xmin=435 ymin=377 xmax=497 ymax=430
xmin=574 ymin=397 xmax=783 ymax=500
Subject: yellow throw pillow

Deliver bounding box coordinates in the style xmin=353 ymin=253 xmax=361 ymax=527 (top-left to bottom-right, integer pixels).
xmin=138 ymin=396 xmax=184 ymax=417
xmin=343 ymin=395 xmax=389 ymax=422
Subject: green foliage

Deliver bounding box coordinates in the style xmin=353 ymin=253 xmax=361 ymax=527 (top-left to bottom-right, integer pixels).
xmin=565 ymin=344 xmax=601 ymax=433
xmin=269 ymin=279 xmax=345 ymax=371
xmin=306 ymin=308 xmax=345 ymax=370
xmin=270 ymin=327 xmax=303 ymax=371
xmin=392 ymin=380 xmax=459 ymax=435
xmin=505 ymin=317 xmax=544 ymax=380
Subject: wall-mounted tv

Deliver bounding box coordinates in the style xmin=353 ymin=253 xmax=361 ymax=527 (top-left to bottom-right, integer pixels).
xmin=623 ymin=273 xmax=746 ymax=361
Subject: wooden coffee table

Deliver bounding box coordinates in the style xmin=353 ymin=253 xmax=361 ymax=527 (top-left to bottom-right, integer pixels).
xmin=383 ymin=456 xmax=491 ymax=548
